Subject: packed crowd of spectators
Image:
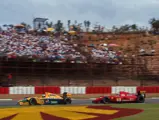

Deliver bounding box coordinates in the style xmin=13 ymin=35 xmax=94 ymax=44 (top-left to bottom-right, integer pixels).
xmin=0 ymin=29 xmax=123 ymax=64
xmin=90 ymin=44 xmax=122 ymax=64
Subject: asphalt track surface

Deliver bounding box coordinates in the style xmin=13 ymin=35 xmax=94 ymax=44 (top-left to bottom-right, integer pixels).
xmin=0 ymin=98 xmax=159 ymax=107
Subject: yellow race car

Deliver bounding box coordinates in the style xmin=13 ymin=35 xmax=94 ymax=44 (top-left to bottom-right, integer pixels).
xmin=18 ymin=92 xmax=72 ymax=106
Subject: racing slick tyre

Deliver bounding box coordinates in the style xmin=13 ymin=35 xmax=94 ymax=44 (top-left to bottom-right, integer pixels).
xmin=137 ymin=95 xmax=145 ymax=103
xmin=64 ymin=98 xmax=72 ymax=104
xmin=102 ymin=97 xmax=110 ymax=104
xmin=29 ymin=98 xmax=38 ymax=105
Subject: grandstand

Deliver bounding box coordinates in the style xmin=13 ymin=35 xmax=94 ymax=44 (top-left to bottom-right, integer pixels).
xmin=0 ymin=25 xmax=159 ymax=87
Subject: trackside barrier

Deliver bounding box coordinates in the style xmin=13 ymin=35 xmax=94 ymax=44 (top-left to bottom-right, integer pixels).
xmin=112 ymin=86 xmax=137 ymax=94
xmin=60 ymin=86 xmax=86 ymax=94
xmin=6 ymin=86 xmax=159 ymax=95
xmin=35 ymin=86 xmax=60 ymax=94
xmin=9 ymin=86 xmax=35 ymax=94
xmin=86 ymin=87 xmax=111 ymax=94
xmin=0 ymin=87 xmax=9 ymax=94
xmin=137 ymin=86 xmax=159 ymax=93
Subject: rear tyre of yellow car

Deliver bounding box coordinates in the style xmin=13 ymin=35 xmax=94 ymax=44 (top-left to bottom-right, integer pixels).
xmin=29 ymin=98 xmax=37 ymax=105
xmin=64 ymin=98 xmax=71 ymax=104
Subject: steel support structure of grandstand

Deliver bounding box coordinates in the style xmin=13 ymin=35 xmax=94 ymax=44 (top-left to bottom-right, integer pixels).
xmin=0 ymin=59 xmax=136 ymax=74
xmin=0 ymin=56 xmax=158 ymax=86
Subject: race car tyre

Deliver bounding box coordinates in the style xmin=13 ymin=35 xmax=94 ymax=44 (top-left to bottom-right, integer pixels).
xmin=64 ymin=98 xmax=71 ymax=104
xmin=29 ymin=98 xmax=37 ymax=105
xmin=67 ymin=99 xmax=72 ymax=104
xmin=102 ymin=97 xmax=110 ymax=104
xmin=137 ymin=95 xmax=145 ymax=103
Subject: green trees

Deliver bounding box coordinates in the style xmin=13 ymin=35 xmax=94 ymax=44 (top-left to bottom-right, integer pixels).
xmin=149 ymin=18 xmax=159 ymax=31
xmin=111 ymin=24 xmax=139 ymax=33
xmin=68 ymin=20 xmax=71 ymax=30
xmin=55 ymin=20 xmax=63 ymax=32
xmin=21 ymin=22 xmax=31 ymax=29
xmin=3 ymin=24 xmax=14 ymax=29
xmin=4 ymin=17 xmax=159 ymax=33
xmin=131 ymin=24 xmax=138 ymax=31
xmin=45 ymin=21 xmax=53 ymax=28
xmin=67 ymin=20 xmax=82 ymax=32
xmin=84 ymin=20 xmax=91 ymax=32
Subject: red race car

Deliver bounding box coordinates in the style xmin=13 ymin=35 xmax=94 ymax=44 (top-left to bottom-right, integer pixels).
xmin=92 ymin=91 xmax=146 ymax=104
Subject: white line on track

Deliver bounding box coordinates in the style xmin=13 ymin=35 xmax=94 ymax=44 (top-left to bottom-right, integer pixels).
xmin=0 ymin=99 xmax=13 ymax=101
xmin=72 ymin=98 xmax=96 ymax=100
xmin=150 ymin=97 xmax=159 ymax=99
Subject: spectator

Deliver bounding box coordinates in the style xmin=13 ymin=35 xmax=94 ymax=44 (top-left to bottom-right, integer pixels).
xmin=0 ymin=28 xmax=123 ymax=64
xmin=7 ymin=73 xmax=12 ymax=85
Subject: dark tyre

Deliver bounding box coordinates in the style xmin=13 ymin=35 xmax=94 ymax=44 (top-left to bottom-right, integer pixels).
xmin=67 ymin=99 xmax=72 ymax=104
xmin=64 ymin=98 xmax=71 ymax=104
xmin=137 ymin=95 xmax=145 ymax=103
xmin=29 ymin=98 xmax=37 ymax=105
xmin=102 ymin=97 xmax=110 ymax=104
